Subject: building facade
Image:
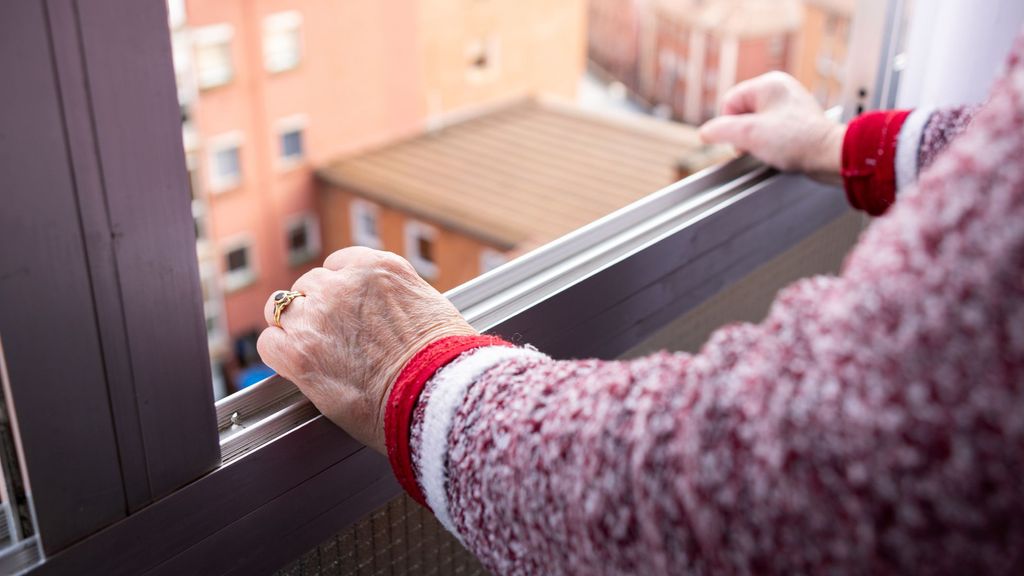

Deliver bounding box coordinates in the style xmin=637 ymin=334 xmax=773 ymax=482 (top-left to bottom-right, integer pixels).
xmin=171 ymin=0 xmax=427 ymax=393
xmin=169 ymin=0 xmax=587 ymax=393
xmin=790 ymin=0 xmax=856 ymax=108
xmin=588 ymin=0 xmax=852 ymax=125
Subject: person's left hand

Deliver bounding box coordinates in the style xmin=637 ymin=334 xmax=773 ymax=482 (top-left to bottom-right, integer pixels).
xmin=257 ymin=247 xmax=477 ymax=453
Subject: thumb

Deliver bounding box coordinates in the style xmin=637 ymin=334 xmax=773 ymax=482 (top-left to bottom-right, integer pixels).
xmin=699 ymin=115 xmax=759 ymax=150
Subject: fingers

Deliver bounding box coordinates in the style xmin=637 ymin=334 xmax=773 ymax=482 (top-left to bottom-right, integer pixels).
xmin=718 ymin=71 xmax=797 ymax=116
xmin=256 ymin=327 xmax=290 ymax=378
xmin=699 ymin=115 xmax=759 ymax=150
xmin=323 ymin=246 xmax=379 ymax=271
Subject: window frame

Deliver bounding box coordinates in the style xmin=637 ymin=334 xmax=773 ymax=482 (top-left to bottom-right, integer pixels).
xmin=221 ymin=234 xmax=257 ymax=292
xmin=192 ymin=23 xmax=235 ymax=90
xmin=285 ymin=213 xmax=322 ymax=267
xmin=4 ymin=0 xmax=906 ymax=573
xmin=262 ymin=11 xmax=303 ymax=74
xmin=350 ymin=199 xmax=383 ymax=249
xmin=403 ymin=220 xmax=439 ymax=279
xmin=275 ymin=114 xmax=307 ymax=170
xmin=206 ymin=131 xmax=244 ymax=193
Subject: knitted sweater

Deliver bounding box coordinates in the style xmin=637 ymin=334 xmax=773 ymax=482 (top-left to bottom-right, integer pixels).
xmin=386 ymin=39 xmax=1023 ymax=576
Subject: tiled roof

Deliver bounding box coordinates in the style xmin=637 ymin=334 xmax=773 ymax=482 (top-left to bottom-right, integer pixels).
xmin=317 ymin=98 xmax=719 ymax=250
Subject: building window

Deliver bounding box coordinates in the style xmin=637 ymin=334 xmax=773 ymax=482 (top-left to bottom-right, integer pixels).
xmin=193 ymin=24 xmax=234 ymax=90
xmin=207 ymin=132 xmax=243 ymax=192
xmin=480 ymin=249 xmax=507 ymax=274
xmin=286 ymin=214 xmax=321 ymax=266
xmin=404 ymin=220 xmax=438 ymax=279
xmin=350 ymin=199 xmax=382 ymax=249
xmin=466 ymin=36 xmax=501 ymax=83
xmin=223 ymin=237 xmax=256 ymax=292
xmin=770 ymin=35 xmax=786 ymax=58
xmin=276 ymin=115 xmax=307 ymax=168
xmin=263 ymin=11 xmax=303 ymax=73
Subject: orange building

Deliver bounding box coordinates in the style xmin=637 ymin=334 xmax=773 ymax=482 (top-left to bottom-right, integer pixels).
xmin=791 ymin=0 xmax=856 ymax=107
xmin=317 ymin=99 xmax=726 ymax=292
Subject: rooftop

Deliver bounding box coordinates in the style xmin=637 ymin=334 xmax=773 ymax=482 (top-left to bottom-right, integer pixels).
xmin=317 ymin=98 xmax=724 ymax=251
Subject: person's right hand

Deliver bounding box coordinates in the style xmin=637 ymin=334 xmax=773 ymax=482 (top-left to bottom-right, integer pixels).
xmin=699 ymin=72 xmax=845 ymax=180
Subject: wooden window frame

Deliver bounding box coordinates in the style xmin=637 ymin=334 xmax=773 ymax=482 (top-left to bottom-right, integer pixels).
xmin=0 ymin=0 xmax=903 ymax=573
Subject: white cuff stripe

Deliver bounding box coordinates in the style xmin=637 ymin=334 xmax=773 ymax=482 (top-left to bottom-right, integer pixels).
xmin=417 ymin=346 xmax=549 ymax=541
xmin=896 ymin=108 xmax=934 ymax=194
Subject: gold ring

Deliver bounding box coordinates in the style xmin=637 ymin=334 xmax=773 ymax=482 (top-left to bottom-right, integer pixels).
xmin=271 ymin=290 xmax=305 ymax=327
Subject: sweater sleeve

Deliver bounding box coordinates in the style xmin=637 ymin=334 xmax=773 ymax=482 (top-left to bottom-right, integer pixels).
xmin=388 ymin=37 xmax=1024 ymax=576
xmin=843 ymin=105 xmax=979 ymax=216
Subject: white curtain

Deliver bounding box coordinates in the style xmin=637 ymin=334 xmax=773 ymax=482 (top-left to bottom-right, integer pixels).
xmin=897 ymin=0 xmax=1024 ymax=108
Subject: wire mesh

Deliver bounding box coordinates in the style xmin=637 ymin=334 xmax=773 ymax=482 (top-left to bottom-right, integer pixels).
xmin=274 ymin=495 xmax=487 ymax=576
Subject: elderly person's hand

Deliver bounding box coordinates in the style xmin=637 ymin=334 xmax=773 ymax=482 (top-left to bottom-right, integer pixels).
xmin=257 ymin=247 xmax=476 ymax=453
xmin=700 ymin=71 xmax=845 ymax=180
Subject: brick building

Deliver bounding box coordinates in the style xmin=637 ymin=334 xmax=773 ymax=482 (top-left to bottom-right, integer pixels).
xmin=791 ymin=0 xmax=857 ymax=107
xmin=317 ymin=99 xmax=725 ymax=292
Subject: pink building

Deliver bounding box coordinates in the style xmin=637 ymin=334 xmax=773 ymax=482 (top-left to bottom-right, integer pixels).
xmin=170 ymin=0 xmax=427 ymax=394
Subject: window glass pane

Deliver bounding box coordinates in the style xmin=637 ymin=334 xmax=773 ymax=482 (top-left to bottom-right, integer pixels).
xmin=215 ymin=147 xmax=240 ymax=179
xmin=169 ymin=0 xmax=864 ymax=399
xmin=280 ymin=130 xmax=303 ymax=160
xmin=263 ymin=12 xmax=302 ymax=73
xmin=226 ymin=246 xmax=248 ymax=271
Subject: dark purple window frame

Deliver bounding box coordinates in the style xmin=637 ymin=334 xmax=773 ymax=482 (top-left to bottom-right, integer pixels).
xmin=0 ymin=0 xmax=899 ymax=573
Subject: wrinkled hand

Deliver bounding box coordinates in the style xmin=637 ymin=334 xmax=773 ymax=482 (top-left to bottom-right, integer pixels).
xmin=257 ymin=248 xmax=477 ymax=453
xmin=700 ymin=72 xmax=845 ymax=180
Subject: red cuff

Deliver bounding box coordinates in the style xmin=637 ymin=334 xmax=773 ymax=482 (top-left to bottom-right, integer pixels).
xmin=841 ymin=109 xmax=912 ymax=216
xmin=384 ymin=334 xmax=512 ymax=508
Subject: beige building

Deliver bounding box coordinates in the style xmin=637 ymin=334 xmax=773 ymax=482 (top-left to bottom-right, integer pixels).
xmin=318 ymin=99 xmax=726 ymax=292
xmin=420 ymin=0 xmax=587 ymax=116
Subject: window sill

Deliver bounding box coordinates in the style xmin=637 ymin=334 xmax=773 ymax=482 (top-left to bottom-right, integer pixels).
xmin=288 ymin=250 xmax=319 ymax=268
xmin=223 ymin=272 xmax=257 ymax=293
xmin=208 ymin=179 xmax=242 ymax=195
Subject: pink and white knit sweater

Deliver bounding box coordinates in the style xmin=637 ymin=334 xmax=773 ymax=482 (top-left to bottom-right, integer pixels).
xmin=389 ymin=41 xmax=1024 ymax=576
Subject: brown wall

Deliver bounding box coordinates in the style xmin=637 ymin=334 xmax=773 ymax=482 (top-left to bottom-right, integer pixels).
xmin=320 ymin=187 xmax=501 ymax=292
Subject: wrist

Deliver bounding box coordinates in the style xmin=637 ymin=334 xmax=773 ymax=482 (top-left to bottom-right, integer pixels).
xmin=804 ymin=122 xmax=846 ymax=177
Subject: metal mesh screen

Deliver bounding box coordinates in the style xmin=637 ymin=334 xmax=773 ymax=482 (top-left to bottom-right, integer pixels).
xmin=274 ymin=495 xmax=487 ymax=576
xmin=623 ymin=211 xmax=865 ymax=357
xmin=277 ymin=211 xmax=864 ymax=576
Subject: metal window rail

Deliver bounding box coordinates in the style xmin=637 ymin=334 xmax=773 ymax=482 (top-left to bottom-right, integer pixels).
xmin=217 ymin=155 xmax=772 ymax=459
